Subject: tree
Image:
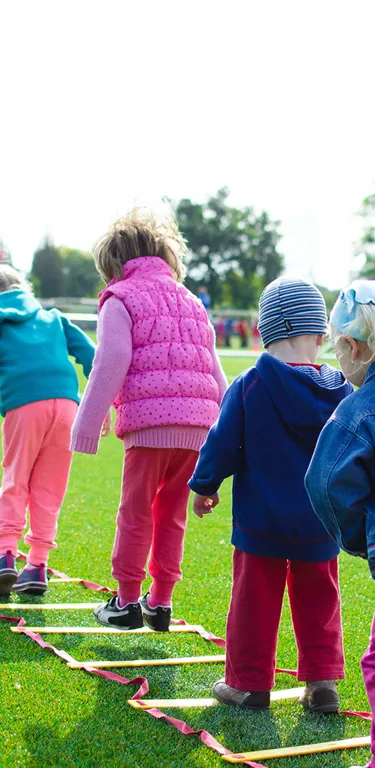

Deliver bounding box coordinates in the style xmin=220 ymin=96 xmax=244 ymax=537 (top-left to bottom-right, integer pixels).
xmin=176 ymin=188 xmax=283 ymax=308
xmin=60 ymin=248 xmax=100 ymax=298
xmin=30 ymin=242 xmax=100 ymax=298
xmin=30 ymin=239 xmax=65 ymax=298
xmin=357 ymin=194 xmax=375 ymax=278
xmin=316 ymin=285 xmax=339 ymax=314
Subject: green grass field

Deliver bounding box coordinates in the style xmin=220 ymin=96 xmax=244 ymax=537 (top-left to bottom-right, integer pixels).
xmin=0 ymin=354 xmax=373 ymax=768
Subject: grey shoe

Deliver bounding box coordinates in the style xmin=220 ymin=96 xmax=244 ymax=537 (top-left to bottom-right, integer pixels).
xmin=213 ymin=679 xmax=270 ymax=710
xmin=94 ymin=595 xmax=143 ymax=630
xmin=0 ymin=552 xmax=18 ymax=596
xmin=300 ymin=680 xmax=339 ymax=713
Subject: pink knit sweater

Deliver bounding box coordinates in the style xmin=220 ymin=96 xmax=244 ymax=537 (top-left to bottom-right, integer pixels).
xmin=71 ymin=297 xmax=228 ymax=455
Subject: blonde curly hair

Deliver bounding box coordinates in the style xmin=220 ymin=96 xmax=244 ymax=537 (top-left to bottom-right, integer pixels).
xmin=0 ymin=265 xmax=27 ymax=293
xmin=93 ymin=208 xmax=187 ymax=284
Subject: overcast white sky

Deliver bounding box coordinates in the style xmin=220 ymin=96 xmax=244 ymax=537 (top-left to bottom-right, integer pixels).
xmin=1 ymin=0 xmax=374 ymax=289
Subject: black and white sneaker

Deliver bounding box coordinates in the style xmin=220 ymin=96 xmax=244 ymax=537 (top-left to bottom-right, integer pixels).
xmin=0 ymin=551 xmax=18 ymax=596
xmin=13 ymin=564 xmax=48 ymax=595
xmin=140 ymin=592 xmax=171 ymax=632
xmin=94 ymin=596 xmax=143 ymax=630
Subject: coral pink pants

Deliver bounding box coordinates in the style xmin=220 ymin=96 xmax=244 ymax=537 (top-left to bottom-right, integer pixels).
xmin=361 ymin=613 xmax=375 ymax=768
xmin=0 ymin=400 xmax=77 ymax=564
xmin=225 ymin=549 xmax=345 ymax=691
xmin=112 ymin=447 xmax=198 ymax=606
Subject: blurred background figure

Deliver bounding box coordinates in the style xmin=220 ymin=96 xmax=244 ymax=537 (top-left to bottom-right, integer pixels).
xmin=224 ymin=317 xmax=234 ymax=348
xmin=214 ymin=317 xmax=225 ymax=347
xmin=198 ymin=286 xmax=211 ymax=311
xmin=237 ymin=319 xmax=249 ymax=349
xmin=252 ymin=319 xmax=261 ymax=351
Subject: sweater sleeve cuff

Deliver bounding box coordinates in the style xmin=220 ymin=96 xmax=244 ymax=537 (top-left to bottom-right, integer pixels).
xmin=188 ymin=475 xmax=219 ymax=496
xmin=70 ymin=435 xmax=99 ymax=455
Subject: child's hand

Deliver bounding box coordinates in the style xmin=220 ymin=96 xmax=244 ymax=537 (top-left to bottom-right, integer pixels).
xmin=101 ymin=411 xmax=112 ymax=437
xmin=193 ymin=492 xmax=220 ymax=518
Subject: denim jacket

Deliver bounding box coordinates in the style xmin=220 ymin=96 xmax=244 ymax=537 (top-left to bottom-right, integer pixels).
xmin=305 ymin=362 xmax=375 ymax=577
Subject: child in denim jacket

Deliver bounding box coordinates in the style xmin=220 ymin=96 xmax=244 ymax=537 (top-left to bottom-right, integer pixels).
xmin=306 ymin=280 xmax=375 ymax=768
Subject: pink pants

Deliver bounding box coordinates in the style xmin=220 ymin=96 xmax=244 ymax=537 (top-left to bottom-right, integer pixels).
xmin=361 ymin=613 xmax=375 ymax=768
xmin=225 ymin=549 xmax=345 ymax=691
xmin=0 ymin=399 xmax=77 ymax=564
xmin=112 ymin=447 xmax=198 ymax=605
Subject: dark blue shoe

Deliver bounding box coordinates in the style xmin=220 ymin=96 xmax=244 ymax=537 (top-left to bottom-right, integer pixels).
xmin=13 ymin=564 xmax=48 ymax=595
xmin=0 ymin=551 xmax=18 ymax=596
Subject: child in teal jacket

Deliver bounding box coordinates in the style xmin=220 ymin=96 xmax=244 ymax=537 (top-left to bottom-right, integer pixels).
xmin=0 ymin=266 xmax=96 ymax=595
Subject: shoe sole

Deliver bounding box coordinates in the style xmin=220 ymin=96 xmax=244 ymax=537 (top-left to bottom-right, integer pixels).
xmin=300 ymin=698 xmax=339 ymax=714
xmin=13 ymin=583 xmax=48 ymax=595
xmin=0 ymin=571 xmax=18 ymax=596
xmin=213 ymin=693 xmax=270 ymax=710
xmin=142 ymin=613 xmax=170 ymax=632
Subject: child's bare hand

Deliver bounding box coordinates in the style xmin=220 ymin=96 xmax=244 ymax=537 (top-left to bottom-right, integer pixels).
xmin=101 ymin=411 xmax=112 ymax=437
xmin=193 ymin=492 xmax=220 ymax=518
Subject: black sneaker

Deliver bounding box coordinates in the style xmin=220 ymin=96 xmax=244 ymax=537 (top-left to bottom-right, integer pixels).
xmin=0 ymin=551 xmax=18 ymax=596
xmin=140 ymin=592 xmax=171 ymax=632
xmin=13 ymin=564 xmax=48 ymax=595
xmin=94 ymin=596 xmax=143 ymax=630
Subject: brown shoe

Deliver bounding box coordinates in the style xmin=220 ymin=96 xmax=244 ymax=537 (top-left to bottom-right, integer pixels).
xmin=300 ymin=680 xmax=339 ymax=713
xmin=213 ymin=679 xmax=270 ymax=710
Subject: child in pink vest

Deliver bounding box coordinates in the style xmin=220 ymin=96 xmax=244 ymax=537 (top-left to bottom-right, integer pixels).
xmin=71 ymin=209 xmax=227 ymax=631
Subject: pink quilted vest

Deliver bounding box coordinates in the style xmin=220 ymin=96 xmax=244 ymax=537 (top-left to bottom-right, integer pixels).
xmin=99 ymin=257 xmax=220 ymax=438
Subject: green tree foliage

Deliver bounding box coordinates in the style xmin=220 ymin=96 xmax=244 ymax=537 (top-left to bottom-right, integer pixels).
xmin=60 ymin=248 xmax=100 ymax=298
xmin=357 ymin=194 xmax=375 ymax=278
xmin=316 ymin=285 xmax=339 ymax=314
xmin=30 ymin=242 xmax=99 ymax=298
xmin=176 ymin=187 xmax=283 ymax=308
xmin=30 ymin=239 xmax=64 ymax=298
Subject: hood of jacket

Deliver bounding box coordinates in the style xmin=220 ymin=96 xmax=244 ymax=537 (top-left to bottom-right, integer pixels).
xmin=0 ymin=290 xmax=42 ymax=324
xmin=255 ymin=353 xmax=352 ymax=439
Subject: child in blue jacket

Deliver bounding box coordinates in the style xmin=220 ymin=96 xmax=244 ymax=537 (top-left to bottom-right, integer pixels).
xmin=306 ymin=280 xmax=375 ymax=768
xmin=190 ymin=278 xmax=352 ymax=712
xmin=0 ymin=266 xmax=96 ymax=596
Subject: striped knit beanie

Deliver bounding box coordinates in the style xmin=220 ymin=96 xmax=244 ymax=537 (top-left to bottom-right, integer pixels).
xmin=258 ymin=278 xmax=328 ymax=348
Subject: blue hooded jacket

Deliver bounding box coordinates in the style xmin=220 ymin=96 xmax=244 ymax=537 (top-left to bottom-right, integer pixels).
xmin=189 ymin=353 xmax=352 ymax=562
xmin=306 ymin=362 xmax=375 ymax=577
xmin=0 ymin=290 xmax=96 ymax=416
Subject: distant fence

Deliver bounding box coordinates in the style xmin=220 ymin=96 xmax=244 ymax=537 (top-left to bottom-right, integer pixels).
xmin=40 ymin=299 xmax=256 ymax=317
xmin=65 ymin=313 xmax=334 ymax=360
xmin=65 ymin=313 xmax=98 ymax=331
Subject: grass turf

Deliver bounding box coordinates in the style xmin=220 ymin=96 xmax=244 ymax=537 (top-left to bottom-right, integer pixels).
xmin=0 ymin=354 xmax=372 ymax=768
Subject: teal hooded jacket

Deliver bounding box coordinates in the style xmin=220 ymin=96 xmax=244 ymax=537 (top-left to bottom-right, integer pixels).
xmin=0 ymin=290 xmax=96 ymax=416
